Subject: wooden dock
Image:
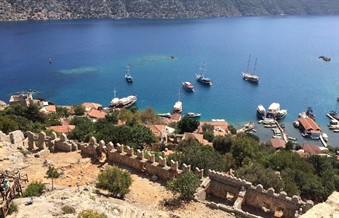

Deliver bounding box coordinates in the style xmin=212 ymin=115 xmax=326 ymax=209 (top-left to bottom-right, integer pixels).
xmin=275 ymin=121 xmax=288 ymax=143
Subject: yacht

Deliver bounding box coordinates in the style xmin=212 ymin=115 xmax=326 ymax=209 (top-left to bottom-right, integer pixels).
xmin=125 ymin=66 xmax=133 ymax=83
xmin=173 ymin=101 xmax=182 ymax=113
xmin=242 ymin=56 xmax=260 ymax=83
xmin=275 ymin=109 xmax=288 ymax=120
xmin=182 ymin=81 xmax=194 ymax=91
xmin=184 ymin=112 xmax=201 ymax=118
xmin=267 ymin=102 xmax=280 ymax=118
xmin=110 ymin=89 xmax=137 ymax=108
xmin=195 ymin=63 xmax=212 ymax=86
xmin=256 ymin=104 xmax=266 ymax=119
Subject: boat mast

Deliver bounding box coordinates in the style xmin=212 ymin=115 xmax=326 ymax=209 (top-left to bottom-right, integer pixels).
xmin=253 ymin=58 xmax=257 ymax=75
xmin=246 ymin=54 xmax=251 ymax=73
xmin=113 ymin=88 xmax=117 ymax=98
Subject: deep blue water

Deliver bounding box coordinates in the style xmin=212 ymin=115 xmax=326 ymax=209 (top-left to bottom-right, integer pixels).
xmin=1 ymin=16 xmax=339 ymax=146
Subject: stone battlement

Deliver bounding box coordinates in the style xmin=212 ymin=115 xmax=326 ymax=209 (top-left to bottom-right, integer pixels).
xmin=24 ymin=131 xmax=313 ymax=217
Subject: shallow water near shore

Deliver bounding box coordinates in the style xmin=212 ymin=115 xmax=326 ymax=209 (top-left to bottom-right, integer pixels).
xmin=0 ymin=16 xmax=339 ymax=146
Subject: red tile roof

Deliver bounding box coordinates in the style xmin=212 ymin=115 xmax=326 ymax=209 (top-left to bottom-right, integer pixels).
xmin=82 ymin=102 xmax=102 ymax=111
xmin=298 ymin=117 xmax=321 ymax=131
xmin=48 ymin=125 xmax=75 ymax=134
xmin=182 ymin=132 xmax=210 ymax=145
xmin=44 ymin=105 xmax=56 ymax=112
xmin=302 ymin=144 xmax=321 ymax=155
xmin=87 ymin=109 xmax=106 ymax=119
xmin=146 ymin=125 xmax=166 ymax=137
xmin=271 ymin=138 xmax=286 ymax=149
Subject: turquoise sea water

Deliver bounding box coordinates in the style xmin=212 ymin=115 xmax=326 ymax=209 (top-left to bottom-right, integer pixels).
xmin=0 ymin=16 xmax=339 ymax=146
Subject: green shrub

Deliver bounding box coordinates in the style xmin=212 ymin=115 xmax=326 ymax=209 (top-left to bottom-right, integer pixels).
xmin=19 ymin=149 xmax=31 ymax=157
xmin=77 ymin=209 xmax=107 ymax=218
xmin=96 ymin=166 xmax=132 ymax=198
xmin=23 ymin=181 xmax=45 ymax=197
xmin=62 ymin=205 xmax=76 ymax=214
xmin=167 ymin=172 xmax=201 ymax=201
xmin=8 ymin=202 xmax=18 ymax=215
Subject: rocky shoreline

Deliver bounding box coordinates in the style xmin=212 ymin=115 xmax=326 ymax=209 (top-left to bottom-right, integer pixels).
xmin=1 ymin=0 xmax=339 ymax=22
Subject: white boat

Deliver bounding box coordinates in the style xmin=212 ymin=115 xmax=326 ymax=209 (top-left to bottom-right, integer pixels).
xmin=267 ymin=102 xmax=280 ymax=118
xmin=173 ymin=101 xmax=182 ymax=113
xmin=184 ymin=112 xmax=201 ymax=118
xmin=293 ymin=120 xmax=300 ymax=128
xmin=242 ymin=56 xmax=260 ymax=83
xmin=158 ymin=113 xmax=171 ymax=118
xmin=275 ymin=109 xmax=288 ymax=120
xmin=110 ymin=89 xmax=137 ymax=108
xmin=257 ymin=104 xmax=266 ymax=119
xmin=182 ymin=81 xmax=194 ymax=91
xmin=322 ymin=133 xmax=329 ymax=142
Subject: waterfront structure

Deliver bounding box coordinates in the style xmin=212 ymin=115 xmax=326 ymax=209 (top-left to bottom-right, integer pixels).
xmin=297 ymin=117 xmax=321 ymax=139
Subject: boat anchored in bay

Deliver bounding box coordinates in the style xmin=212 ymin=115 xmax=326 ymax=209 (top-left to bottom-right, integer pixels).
xmin=182 ymin=81 xmax=194 ymax=92
xmin=242 ymin=55 xmax=260 ymax=83
xmin=125 ymin=65 xmax=133 ymax=83
xmin=195 ymin=63 xmax=212 ymax=86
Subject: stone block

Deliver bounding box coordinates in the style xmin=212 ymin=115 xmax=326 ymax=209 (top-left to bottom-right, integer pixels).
xmin=9 ymin=130 xmax=24 ymax=144
xmin=0 ymin=131 xmax=10 ymax=143
xmin=89 ymin=136 xmax=97 ymax=145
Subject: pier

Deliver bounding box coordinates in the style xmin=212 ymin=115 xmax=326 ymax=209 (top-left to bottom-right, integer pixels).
xmin=319 ymin=135 xmax=328 ymax=147
xmin=275 ymin=121 xmax=288 ymax=143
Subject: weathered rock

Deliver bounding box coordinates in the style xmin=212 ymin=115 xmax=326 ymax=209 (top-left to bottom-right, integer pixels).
xmin=0 ymin=131 xmax=10 ymax=143
xmin=9 ymin=130 xmax=24 ymax=144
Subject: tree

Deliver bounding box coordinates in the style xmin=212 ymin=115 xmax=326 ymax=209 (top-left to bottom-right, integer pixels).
xmin=177 ymin=117 xmax=199 ymax=134
xmin=72 ymin=104 xmax=85 ymax=116
xmin=167 ymin=172 xmax=201 ymax=201
xmin=69 ymin=117 xmax=95 ymax=141
xmin=213 ymin=136 xmax=233 ymax=154
xmin=140 ymin=107 xmax=160 ymax=124
xmin=0 ymin=115 xmax=19 ymax=134
xmin=46 ymin=166 xmax=60 ymax=190
xmin=228 ymin=125 xmax=237 ymax=135
xmin=96 ymin=166 xmax=132 ymax=198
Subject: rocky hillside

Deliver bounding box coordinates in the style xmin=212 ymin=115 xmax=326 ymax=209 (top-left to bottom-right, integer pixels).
xmin=1 ymin=0 xmax=339 ymax=21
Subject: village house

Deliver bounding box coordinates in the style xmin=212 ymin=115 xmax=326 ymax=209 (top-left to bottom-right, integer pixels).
xmin=48 ymin=125 xmax=75 ymax=134
xmin=40 ymin=105 xmax=56 ymax=114
xmin=82 ymin=102 xmax=102 ymax=112
xmin=297 ymin=117 xmax=321 ymax=139
xmin=197 ymin=120 xmax=229 ymax=136
xmin=9 ymin=93 xmax=33 ymax=107
xmin=271 ymin=138 xmax=286 ymax=150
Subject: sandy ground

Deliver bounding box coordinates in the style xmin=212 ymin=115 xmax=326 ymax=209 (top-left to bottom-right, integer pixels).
xmin=1 ymin=143 xmax=234 ymax=218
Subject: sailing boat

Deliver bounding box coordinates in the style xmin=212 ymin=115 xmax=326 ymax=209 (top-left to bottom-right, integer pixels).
xmin=242 ymin=55 xmax=260 ymax=83
xmin=195 ymin=63 xmax=212 ymax=86
xmin=173 ymin=89 xmax=183 ymax=113
xmin=125 ymin=65 xmax=133 ymax=83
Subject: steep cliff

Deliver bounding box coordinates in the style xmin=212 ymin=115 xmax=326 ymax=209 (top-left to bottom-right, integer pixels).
xmin=1 ymin=0 xmax=339 ymax=21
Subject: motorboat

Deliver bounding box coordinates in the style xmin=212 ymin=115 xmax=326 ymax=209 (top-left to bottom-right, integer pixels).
xmin=306 ymin=107 xmax=316 ymax=120
xmin=267 ymin=102 xmax=280 ymax=118
xmin=173 ymin=101 xmax=182 ymax=113
xmin=182 ymin=81 xmax=194 ymax=91
xmin=125 ymin=66 xmax=133 ymax=83
xmin=275 ymin=109 xmax=288 ymax=120
xmin=256 ymin=104 xmax=266 ymax=119
xmin=158 ymin=113 xmax=171 ymax=118
xmin=184 ymin=112 xmax=201 ymax=118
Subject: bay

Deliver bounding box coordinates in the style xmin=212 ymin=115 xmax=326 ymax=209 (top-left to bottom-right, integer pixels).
xmin=0 ymin=16 xmax=339 ymax=146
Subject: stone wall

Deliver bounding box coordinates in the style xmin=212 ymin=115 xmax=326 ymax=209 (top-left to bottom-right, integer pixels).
xmin=26 ymin=131 xmax=314 ymax=217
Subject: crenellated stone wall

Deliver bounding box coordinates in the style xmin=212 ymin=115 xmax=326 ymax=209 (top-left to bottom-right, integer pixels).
xmin=25 ymin=132 xmax=314 ymax=217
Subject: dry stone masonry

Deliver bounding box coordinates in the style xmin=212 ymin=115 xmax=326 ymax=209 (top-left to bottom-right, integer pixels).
xmin=22 ymin=131 xmax=314 ymax=217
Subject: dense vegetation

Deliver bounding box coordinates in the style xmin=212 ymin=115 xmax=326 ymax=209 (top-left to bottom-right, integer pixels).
xmin=1 ymin=0 xmax=339 ymax=21
xmin=168 ymin=135 xmax=339 ymax=203
xmin=167 ymin=171 xmax=201 ymax=201
xmin=1 ymin=103 xmax=338 ymax=203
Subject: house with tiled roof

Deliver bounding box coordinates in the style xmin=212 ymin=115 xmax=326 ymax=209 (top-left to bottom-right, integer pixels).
xmin=182 ymin=132 xmax=210 ymax=145
xmin=86 ymin=109 xmax=106 ymax=121
xmin=40 ymin=105 xmax=57 ymax=114
xmin=271 ymin=138 xmax=286 ymax=150
xmin=48 ymin=125 xmax=75 ymax=134
xmin=82 ymin=102 xmax=102 ymax=112
xmin=197 ymin=121 xmax=229 ymax=137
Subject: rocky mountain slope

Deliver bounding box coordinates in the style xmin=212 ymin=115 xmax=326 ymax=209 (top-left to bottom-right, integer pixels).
xmin=1 ymin=0 xmax=339 ymax=21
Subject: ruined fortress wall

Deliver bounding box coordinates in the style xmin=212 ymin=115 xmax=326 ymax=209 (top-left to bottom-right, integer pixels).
xmin=244 ymin=187 xmax=301 ymax=218
xmin=25 ymin=131 xmax=313 ymax=217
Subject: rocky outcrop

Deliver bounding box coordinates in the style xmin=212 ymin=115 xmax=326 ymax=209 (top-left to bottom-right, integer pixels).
xmin=300 ymin=192 xmax=339 ymax=218
xmin=1 ymin=0 xmax=339 ymax=21
xmin=0 ymin=130 xmax=10 ymax=143
xmin=9 ymin=130 xmax=25 ymax=145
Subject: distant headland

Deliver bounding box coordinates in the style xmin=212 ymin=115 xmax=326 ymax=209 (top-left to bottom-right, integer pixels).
xmin=1 ymin=0 xmax=339 ymax=21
